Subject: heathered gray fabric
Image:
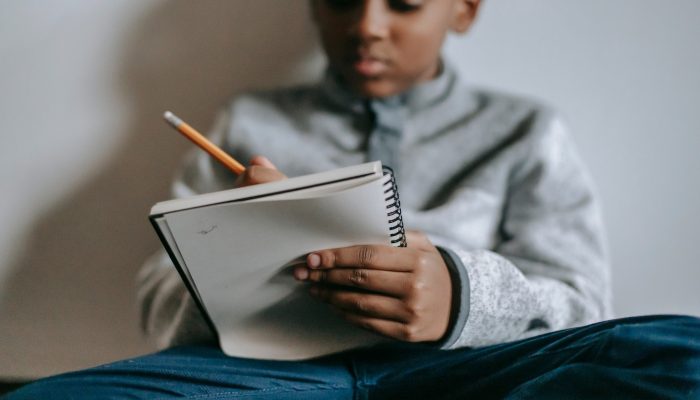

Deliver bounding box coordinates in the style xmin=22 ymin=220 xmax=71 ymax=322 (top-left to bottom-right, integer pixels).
xmin=365 ymin=97 xmax=404 ymax=174
xmin=138 ymin=60 xmax=612 ymax=351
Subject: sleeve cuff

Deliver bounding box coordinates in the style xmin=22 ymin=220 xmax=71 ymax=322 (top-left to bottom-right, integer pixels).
xmin=434 ymin=246 xmax=470 ymax=349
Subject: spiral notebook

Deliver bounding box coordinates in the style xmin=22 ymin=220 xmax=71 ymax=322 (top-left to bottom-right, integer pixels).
xmin=150 ymin=161 xmax=407 ymax=360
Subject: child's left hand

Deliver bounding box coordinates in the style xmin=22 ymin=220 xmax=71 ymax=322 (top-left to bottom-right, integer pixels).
xmin=293 ymin=230 xmax=453 ymax=342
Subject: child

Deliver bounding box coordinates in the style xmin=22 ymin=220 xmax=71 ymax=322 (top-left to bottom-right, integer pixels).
xmin=7 ymin=0 xmax=699 ymax=398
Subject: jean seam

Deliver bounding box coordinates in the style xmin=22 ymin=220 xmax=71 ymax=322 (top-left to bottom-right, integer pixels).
xmin=590 ymin=325 xmax=616 ymax=363
xmin=353 ymin=382 xmax=372 ymax=400
xmin=523 ymin=342 xmax=595 ymax=359
xmin=154 ymin=384 xmax=353 ymax=400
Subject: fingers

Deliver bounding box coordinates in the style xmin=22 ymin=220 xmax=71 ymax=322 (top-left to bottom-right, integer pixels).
xmin=310 ymin=286 xmax=413 ymax=323
xmin=312 ymin=287 xmax=422 ymax=341
xmin=299 ymin=230 xmax=451 ymax=343
xmin=235 ymin=155 xmax=286 ymax=187
xmin=306 ymin=231 xmax=436 ymax=272
xmin=299 ymin=267 xmax=412 ymax=298
xmin=249 ymin=155 xmax=277 ymax=169
xmin=309 ymin=245 xmax=418 ymax=272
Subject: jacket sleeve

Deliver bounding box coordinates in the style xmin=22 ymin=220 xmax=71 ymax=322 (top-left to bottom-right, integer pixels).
xmin=137 ymin=108 xmax=237 ymax=349
xmin=437 ymin=115 xmax=612 ymax=349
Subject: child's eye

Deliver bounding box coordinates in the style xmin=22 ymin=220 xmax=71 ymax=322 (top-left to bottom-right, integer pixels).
xmin=323 ymin=0 xmax=423 ymax=13
xmin=387 ymin=0 xmax=424 ymax=13
xmin=324 ymin=0 xmax=359 ymax=11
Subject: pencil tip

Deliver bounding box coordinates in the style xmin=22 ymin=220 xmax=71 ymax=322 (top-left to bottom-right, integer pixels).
xmin=163 ymin=111 xmax=183 ymax=127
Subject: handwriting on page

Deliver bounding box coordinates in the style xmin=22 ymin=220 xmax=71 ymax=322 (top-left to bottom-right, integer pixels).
xmin=198 ymin=225 xmax=218 ymax=235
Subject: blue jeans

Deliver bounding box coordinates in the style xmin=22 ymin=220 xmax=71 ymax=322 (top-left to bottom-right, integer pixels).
xmin=6 ymin=315 xmax=700 ymax=399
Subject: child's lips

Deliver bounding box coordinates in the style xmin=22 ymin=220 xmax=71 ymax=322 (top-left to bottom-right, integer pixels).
xmin=351 ymin=57 xmax=389 ymax=77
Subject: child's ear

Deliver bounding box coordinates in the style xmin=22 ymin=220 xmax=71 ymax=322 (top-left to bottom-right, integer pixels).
xmin=450 ymin=0 xmax=481 ymax=34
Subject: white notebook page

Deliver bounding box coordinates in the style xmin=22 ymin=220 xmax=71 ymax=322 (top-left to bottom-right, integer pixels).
xmin=163 ymin=176 xmax=394 ymax=359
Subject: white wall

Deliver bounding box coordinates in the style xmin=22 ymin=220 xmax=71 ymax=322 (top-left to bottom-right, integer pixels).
xmin=0 ymin=0 xmax=698 ymax=379
xmin=0 ymin=0 xmax=321 ymax=379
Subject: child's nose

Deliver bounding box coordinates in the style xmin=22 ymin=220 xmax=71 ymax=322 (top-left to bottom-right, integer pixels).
xmin=351 ymin=0 xmax=391 ymax=40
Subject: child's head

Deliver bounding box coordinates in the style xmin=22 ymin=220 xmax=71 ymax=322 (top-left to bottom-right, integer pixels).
xmin=311 ymin=0 xmax=480 ymax=99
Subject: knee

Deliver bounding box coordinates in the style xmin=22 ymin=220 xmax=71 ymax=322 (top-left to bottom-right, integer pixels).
xmin=601 ymin=315 xmax=700 ymax=364
xmin=611 ymin=315 xmax=700 ymax=343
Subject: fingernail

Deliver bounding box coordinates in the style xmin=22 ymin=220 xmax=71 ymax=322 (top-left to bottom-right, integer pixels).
xmin=293 ymin=267 xmax=308 ymax=280
xmin=308 ymin=253 xmax=321 ymax=269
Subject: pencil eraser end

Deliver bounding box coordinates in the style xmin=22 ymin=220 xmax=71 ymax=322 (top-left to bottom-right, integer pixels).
xmin=163 ymin=111 xmax=182 ymax=127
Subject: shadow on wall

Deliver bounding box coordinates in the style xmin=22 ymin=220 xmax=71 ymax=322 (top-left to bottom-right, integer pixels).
xmin=0 ymin=0 xmax=320 ymax=379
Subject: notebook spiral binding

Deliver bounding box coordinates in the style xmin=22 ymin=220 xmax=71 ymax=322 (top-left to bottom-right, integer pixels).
xmin=382 ymin=166 xmax=407 ymax=247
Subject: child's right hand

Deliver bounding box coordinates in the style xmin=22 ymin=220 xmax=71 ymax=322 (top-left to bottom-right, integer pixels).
xmin=234 ymin=155 xmax=287 ymax=187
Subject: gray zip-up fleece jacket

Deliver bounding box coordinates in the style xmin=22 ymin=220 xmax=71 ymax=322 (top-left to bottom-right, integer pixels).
xmin=138 ymin=61 xmax=612 ymax=352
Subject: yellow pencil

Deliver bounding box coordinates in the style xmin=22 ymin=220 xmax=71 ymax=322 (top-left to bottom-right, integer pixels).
xmin=163 ymin=111 xmax=246 ymax=175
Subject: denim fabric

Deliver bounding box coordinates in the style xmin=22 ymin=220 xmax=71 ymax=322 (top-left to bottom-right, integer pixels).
xmin=6 ymin=315 xmax=700 ymax=399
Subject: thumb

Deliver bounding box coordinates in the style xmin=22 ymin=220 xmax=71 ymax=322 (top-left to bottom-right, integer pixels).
xmin=249 ymin=155 xmax=277 ymax=170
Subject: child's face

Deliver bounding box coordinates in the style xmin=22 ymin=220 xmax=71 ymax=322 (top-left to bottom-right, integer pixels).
xmin=312 ymin=0 xmax=478 ymax=98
